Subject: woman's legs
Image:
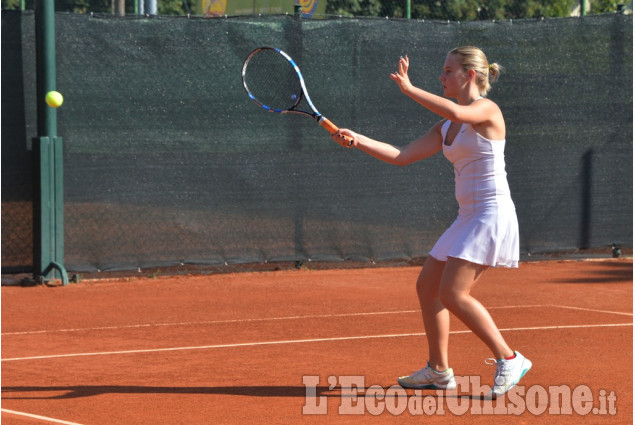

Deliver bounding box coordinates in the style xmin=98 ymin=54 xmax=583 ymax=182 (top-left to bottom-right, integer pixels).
xmin=398 ymin=257 xmax=456 ymax=389
xmin=412 ymin=255 xmax=528 ymax=396
xmin=438 ymin=257 xmax=513 ymax=360
xmin=416 ymin=256 xmax=450 ymax=371
xmin=417 ymin=256 xmax=514 ymax=367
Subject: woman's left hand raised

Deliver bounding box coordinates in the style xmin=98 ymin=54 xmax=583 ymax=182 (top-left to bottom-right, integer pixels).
xmin=389 ymin=55 xmax=413 ymax=94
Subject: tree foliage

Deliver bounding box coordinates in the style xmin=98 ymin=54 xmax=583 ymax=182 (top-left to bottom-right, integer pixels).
xmin=1 ymin=0 xmax=189 ymax=14
xmin=1 ymin=0 xmax=626 ymax=18
xmin=327 ymin=0 xmax=582 ymax=19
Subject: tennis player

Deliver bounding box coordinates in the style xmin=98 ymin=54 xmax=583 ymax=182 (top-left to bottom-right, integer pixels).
xmin=332 ymin=46 xmax=531 ymax=398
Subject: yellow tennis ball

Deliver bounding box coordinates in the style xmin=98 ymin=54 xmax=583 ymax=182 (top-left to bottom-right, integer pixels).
xmin=45 ymin=91 xmax=64 ymax=108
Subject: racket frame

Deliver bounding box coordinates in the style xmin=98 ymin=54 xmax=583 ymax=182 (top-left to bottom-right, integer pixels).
xmin=242 ymin=47 xmax=352 ymax=146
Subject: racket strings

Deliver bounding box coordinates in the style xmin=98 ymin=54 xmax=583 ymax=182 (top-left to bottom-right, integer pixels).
xmin=243 ymin=49 xmax=303 ymax=111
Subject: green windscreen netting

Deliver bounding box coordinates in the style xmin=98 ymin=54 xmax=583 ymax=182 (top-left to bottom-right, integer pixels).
xmin=2 ymin=12 xmax=632 ymax=273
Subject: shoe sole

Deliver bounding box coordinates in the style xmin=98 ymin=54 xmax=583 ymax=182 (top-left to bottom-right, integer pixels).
xmin=398 ymin=379 xmax=457 ymax=390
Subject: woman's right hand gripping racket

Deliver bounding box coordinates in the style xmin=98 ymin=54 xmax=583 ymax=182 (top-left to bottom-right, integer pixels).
xmin=241 ymin=47 xmax=353 ymax=147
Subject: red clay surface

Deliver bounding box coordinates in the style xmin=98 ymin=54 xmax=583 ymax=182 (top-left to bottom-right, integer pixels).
xmin=2 ymin=259 xmax=632 ymax=424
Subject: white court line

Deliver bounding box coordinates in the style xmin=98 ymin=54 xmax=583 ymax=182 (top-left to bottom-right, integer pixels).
xmin=551 ymin=304 xmax=633 ymax=317
xmin=1 ymin=408 xmax=86 ymax=425
xmin=1 ymin=322 xmax=631 ymax=362
xmin=3 ymin=304 xmax=630 ymax=336
xmin=0 ymin=310 xmax=418 ymax=336
xmin=0 ymin=305 xmax=557 ymax=336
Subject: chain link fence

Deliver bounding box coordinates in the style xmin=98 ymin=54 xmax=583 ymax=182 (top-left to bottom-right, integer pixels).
xmin=1 ymin=0 xmax=632 ymax=19
xmin=2 ymin=10 xmax=34 ymax=274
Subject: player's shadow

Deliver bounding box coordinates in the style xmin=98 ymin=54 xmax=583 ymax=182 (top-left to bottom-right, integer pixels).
xmin=2 ymin=385 xmax=490 ymax=401
xmin=2 ymin=385 xmax=362 ymax=400
xmin=552 ymin=260 xmax=633 ymax=284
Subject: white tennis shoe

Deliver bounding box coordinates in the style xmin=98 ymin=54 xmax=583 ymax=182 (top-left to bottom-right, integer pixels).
xmin=486 ymin=351 xmax=532 ymax=398
xmin=398 ymin=363 xmax=457 ymax=390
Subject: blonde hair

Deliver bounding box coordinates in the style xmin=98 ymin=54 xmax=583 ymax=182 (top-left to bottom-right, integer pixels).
xmin=449 ymin=46 xmax=503 ymax=97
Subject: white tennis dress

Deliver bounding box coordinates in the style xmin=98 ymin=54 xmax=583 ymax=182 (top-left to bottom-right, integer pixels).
xmin=429 ymin=119 xmax=519 ymax=268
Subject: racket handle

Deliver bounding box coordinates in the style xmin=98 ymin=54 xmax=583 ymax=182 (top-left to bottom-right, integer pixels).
xmin=319 ymin=117 xmax=354 ymax=147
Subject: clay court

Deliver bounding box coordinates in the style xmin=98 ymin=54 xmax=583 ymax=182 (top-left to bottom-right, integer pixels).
xmin=1 ymin=258 xmax=632 ymax=424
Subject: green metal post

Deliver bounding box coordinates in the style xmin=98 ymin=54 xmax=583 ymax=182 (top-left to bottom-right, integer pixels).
xmin=34 ymin=0 xmax=68 ymax=285
xmin=581 ymin=0 xmax=587 ymax=16
xmin=406 ymin=0 xmax=411 ymax=19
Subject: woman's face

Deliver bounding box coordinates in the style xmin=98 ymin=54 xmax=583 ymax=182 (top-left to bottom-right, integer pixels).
xmin=439 ymin=54 xmax=468 ymax=98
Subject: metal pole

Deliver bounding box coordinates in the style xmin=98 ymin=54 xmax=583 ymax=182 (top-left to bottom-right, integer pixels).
xmin=146 ymin=0 xmax=157 ymax=15
xmin=406 ymin=0 xmax=411 ymax=19
xmin=35 ymin=0 xmax=56 ymax=139
xmin=581 ymin=0 xmax=587 ymax=16
xmin=34 ymin=0 xmax=68 ymax=285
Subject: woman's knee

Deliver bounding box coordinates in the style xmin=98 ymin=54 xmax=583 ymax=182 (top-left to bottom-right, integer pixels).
xmin=416 ymin=257 xmax=445 ymax=299
xmin=416 ymin=275 xmax=435 ymax=299
xmin=438 ymin=257 xmax=488 ymax=310
xmin=438 ymin=285 xmax=462 ymax=311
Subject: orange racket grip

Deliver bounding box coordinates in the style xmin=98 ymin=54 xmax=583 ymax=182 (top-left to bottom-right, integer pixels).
xmin=319 ymin=117 xmax=354 ymax=147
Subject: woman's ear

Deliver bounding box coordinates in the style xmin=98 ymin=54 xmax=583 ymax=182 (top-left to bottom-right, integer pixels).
xmin=467 ymin=68 xmax=476 ymax=81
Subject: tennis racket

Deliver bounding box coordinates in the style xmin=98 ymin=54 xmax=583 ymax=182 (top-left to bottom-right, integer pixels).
xmin=242 ymin=47 xmax=353 ymax=146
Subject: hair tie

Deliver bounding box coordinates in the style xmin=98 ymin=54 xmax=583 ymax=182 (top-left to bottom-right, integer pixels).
xmin=489 ymin=64 xmax=494 ymax=72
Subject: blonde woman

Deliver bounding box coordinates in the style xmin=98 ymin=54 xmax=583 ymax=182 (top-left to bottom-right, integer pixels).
xmin=332 ymin=46 xmax=531 ymax=398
